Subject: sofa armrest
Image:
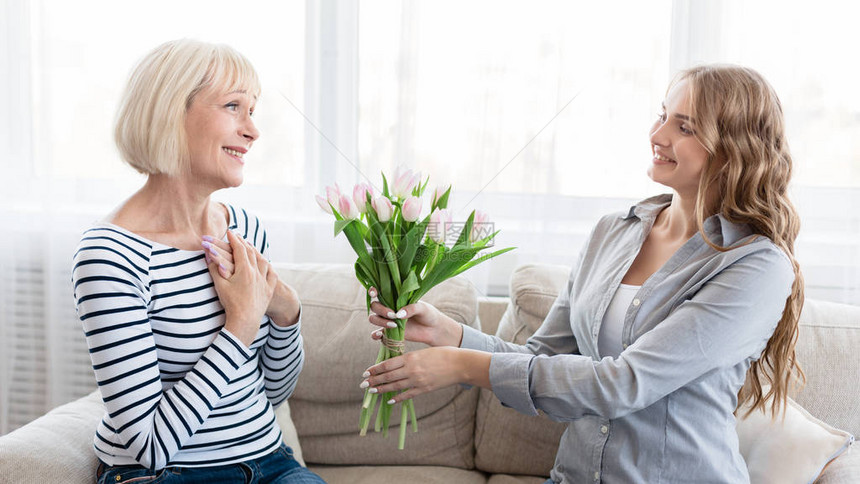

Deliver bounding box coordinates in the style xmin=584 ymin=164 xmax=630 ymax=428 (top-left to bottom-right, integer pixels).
xmin=0 ymin=391 xmax=103 ymax=482
xmin=0 ymin=391 xmax=306 ymax=481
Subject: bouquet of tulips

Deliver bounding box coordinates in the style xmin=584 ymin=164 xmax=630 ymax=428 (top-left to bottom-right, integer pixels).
xmin=315 ymin=167 xmax=514 ymax=449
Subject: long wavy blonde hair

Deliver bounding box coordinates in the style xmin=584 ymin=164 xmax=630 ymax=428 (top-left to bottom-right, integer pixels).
xmin=677 ymin=65 xmax=805 ymax=417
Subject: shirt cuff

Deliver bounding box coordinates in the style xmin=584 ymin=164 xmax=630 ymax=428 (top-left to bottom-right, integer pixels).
xmin=460 ymin=324 xmax=495 ymax=352
xmin=269 ymin=304 xmax=302 ymax=337
xmin=489 ymin=352 xmax=538 ymax=416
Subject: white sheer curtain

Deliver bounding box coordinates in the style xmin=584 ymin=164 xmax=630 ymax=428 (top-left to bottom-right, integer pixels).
xmin=0 ymin=0 xmax=320 ymax=434
xmin=2 ymin=0 xmax=859 ymax=434
xmin=352 ymin=0 xmax=860 ymax=300
xmin=353 ymin=0 xmax=676 ymax=294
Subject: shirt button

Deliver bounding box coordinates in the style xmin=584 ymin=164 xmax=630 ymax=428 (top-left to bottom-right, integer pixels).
xmin=594 ymin=471 xmax=601 ymax=481
xmin=632 ymin=298 xmax=641 ymax=307
xmin=622 ymin=343 xmax=628 ymax=349
xmin=600 ymin=425 xmax=608 ymax=434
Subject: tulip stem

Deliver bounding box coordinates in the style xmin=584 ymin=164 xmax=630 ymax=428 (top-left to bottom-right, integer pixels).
xmin=398 ymin=399 xmax=408 ymax=450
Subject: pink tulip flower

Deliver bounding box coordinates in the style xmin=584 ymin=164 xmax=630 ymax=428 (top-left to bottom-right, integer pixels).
xmin=353 ymin=183 xmax=375 ymax=213
xmin=470 ymin=210 xmax=491 ymax=243
xmin=315 ymin=195 xmax=333 ymax=214
xmin=428 ymin=208 xmax=452 ymax=244
xmin=392 ymin=167 xmax=421 ymax=199
xmin=401 ymin=196 xmax=423 ymax=222
xmin=338 ymin=194 xmax=360 ymax=220
xmin=431 ymin=184 xmax=450 ymax=207
xmin=326 ymin=184 xmax=342 ymax=207
xmin=371 ymin=196 xmax=394 ymax=222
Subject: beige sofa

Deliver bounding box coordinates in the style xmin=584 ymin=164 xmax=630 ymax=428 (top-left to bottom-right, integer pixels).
xmin=1 ymin=263 xmax=857 ymax=483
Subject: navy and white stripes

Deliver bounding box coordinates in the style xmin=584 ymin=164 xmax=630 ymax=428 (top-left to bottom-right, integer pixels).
xmin=72 ymin=205 xmax=303 ymax=470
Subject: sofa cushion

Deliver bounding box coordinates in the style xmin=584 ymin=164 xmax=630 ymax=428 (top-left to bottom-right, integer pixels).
xmin=737 ymin=396 xmax=853 ymax=484
xmin=277 ymin=263 xmax=480 ymax=468
xmin=475 ymin=385 xmax=566 ymax=476
xmin=273 ymin=397 xmax=306 ymax=466
xmin=309 ymin=465 xmax=488 ymax=484
xmin=792 ymin=298 xmax=860 ymax=438
xmin=815 ymin=445 xmax=860 ymax=484
xmin=486 ymin=475 xmax=553 ymax=484
xmin=475 ymin=263 xmax=858 ymax=481
xmin=495 ymin=264 xmax=569 ymax=344
xmin=475 ymin=264 xmax=568 ymax=476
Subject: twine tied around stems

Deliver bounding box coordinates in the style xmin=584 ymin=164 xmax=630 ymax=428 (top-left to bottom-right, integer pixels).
xmin=382 ymin=332 xmax=405 ymax=353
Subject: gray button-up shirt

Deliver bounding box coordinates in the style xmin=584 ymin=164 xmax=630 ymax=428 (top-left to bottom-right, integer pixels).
xmin=461 ymin=194 xmax=794 ymax=483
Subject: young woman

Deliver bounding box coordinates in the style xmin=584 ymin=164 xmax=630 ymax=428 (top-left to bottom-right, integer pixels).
xmin=72 ymin=39 xmax=324 ymax=483
xmin=363 ymin=65 xmax=804 ymax=483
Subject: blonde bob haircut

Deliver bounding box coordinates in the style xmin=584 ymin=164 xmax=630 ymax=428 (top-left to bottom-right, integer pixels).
xmin=114 ymin=39 xmax=261 ymax=176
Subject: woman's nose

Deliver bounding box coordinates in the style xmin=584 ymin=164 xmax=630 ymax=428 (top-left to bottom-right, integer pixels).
xmin=649 ymin=119 xmax=668 ymax=147
xmin=242 ymin=116 xmax=260 ymax=141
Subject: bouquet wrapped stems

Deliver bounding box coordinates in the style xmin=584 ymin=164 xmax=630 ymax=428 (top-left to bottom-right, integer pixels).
xmin=317 ymin=168 xmax=514 ymax=449
xmin=358 ymin=319 xmax=418 ymax=449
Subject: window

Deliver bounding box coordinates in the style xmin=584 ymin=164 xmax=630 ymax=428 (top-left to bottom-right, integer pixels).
xmin=357 ymin=0 xmax=674 ymax=198
xmin=4 ymin=0 xmax=307 ymax=211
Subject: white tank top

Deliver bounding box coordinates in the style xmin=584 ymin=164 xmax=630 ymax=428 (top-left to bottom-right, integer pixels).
xmin=598 ymin=284 xmax=641 ymax=358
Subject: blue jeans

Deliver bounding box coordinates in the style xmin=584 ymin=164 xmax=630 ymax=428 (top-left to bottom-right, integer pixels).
xmin=96 ymin=444 xmax=325 ymax=483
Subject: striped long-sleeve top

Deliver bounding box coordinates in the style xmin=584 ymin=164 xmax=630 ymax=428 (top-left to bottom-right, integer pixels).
xmin=72 ymin=205 xmax=304 ymax=470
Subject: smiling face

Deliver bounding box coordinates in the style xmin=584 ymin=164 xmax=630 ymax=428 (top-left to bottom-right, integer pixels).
xmin=647 ymin=79 xmax=709 ymax=199
xmin=184 ymin=84 xmax=259 ymax=189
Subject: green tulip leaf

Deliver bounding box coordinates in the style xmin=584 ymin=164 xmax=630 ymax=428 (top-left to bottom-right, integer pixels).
xmin=401 ymin=270 xmax=420 ymax=294
xmin=432 ymin=185 xmax=452 ymax=211
xmin=378 ymin=233 xmax=401 ymax=294
xmin=397 ymin=217 xmax=430 ymax=276
xmin=335 ymin=219 xmax=353 ymax=237
xmin=451 ymin=211 xmax=476 ymax=250
xmin=377 ymin=262 xmax=394 ymax=309
xmin=382 ymin=173 xmax=390 ymax=199
xmin=451 ymin=246 xmax=517 ymax=277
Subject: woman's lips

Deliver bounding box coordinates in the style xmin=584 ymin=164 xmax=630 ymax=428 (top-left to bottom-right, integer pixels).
xmin=223 ymin=147 xmax=246 ymax=164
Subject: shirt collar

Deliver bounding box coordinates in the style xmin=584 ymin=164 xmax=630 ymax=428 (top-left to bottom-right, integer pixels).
xmin=622 ymin=193 xmax=754 ymax=247
xmin=621 ymin=194 xmax=673 ymax=221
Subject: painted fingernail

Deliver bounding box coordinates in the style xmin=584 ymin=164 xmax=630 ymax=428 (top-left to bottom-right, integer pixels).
xmin=362 ymin=370 xmax=370 ymax=378
xmin=368 ymin=388 xmax=378 ymax=394
xmin=373 ymin=331 xmax=383 ymax=338
xmin=201 ymin=241 xmax=213 ymax=250
xmin=387 ymin=399 xmax=396 ymax=405
xmin=395 ymin=310 xmax=407 ymax=319
xmin=359 ymin=380 xmax=369 ymax=389
xmin=369 ymin=289 xmax=377 ymax=297
xmin=386 ymin=322 xmax=397 ymax=329
xmin=387 ymin=312 xmax=396 ymax=319
xmin=202 ymin=235 xmax=215 ymax=242
xmin=219 ymin=263 xmax=227 ymax=271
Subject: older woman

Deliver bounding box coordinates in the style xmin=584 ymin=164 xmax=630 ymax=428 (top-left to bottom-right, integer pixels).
xmin=72 ymin=39 xmax=324 ymax=483
xmin=364 ymin=65 xmax=805 ymax=483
